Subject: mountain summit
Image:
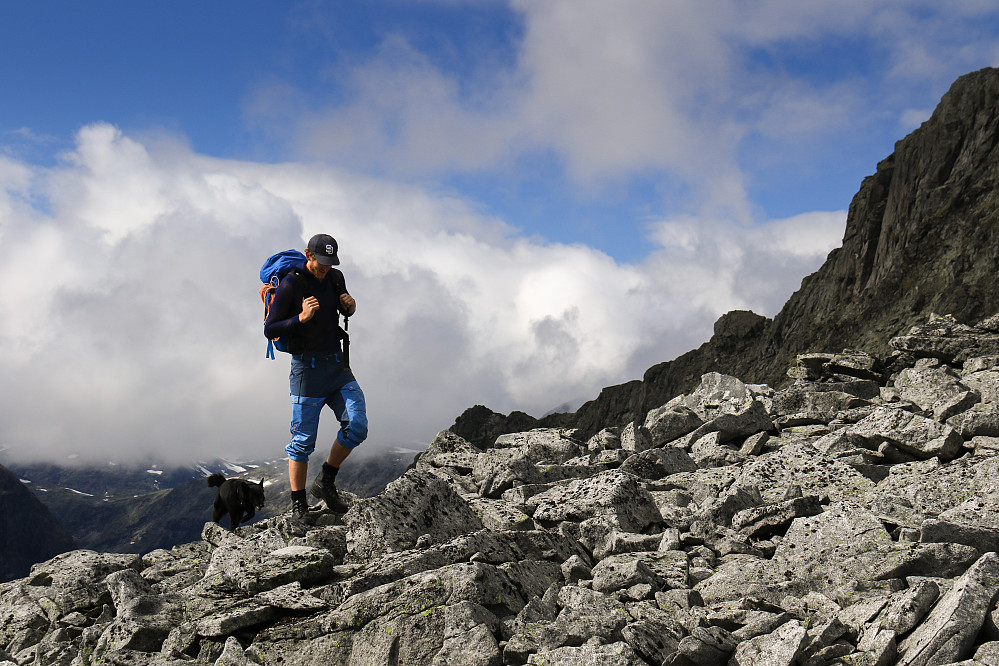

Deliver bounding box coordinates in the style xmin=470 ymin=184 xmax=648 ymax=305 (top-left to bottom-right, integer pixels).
xmin=452 ymin=66 xmax=999 ymax=448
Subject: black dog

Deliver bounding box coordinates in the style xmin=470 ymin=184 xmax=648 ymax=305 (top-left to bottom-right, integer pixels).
xmin=207 ymin=473 xmax=265 ymax=530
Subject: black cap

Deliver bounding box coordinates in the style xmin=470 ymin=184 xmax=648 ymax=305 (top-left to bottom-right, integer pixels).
xmin=307 ymin=233 xmax=340 ymax=266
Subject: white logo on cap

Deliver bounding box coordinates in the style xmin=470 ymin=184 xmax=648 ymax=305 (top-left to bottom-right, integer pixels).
xmin=326 ymin=244 xmax=334 ymax=254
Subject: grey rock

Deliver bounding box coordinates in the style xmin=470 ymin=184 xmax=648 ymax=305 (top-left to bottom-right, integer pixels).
xmin=590 ymin=555 xmax=663 ymax=595
xmin=960 ymin=370 xmax=999 ymax=404
xmin=546 ymin=585 xmax=631 ymax=647
xmin=416 ymin=429 xmax=481 ymax=472
xmin=255 ymin=581 xmax=327 ymax=611
xmin=731 ymin=495 xmax=824 ymax=539
xmin=893 ymin=364 xmax=972 ymax=414
xmin=429 ymin=602 xmax=502 ymax=666
xmin=729 ymin=619 xmax=808 ymax=666
xmin=690 ymin=431 xmax=745 ymax=467
xmin=873 ymin=455 xmax=999 ymax=520
xmin=618 ymin=447 xmax=697 ymax=480
xmin=621 ymin=618 xmax=681 ymax=664
xmin=948 ymin=403 xmax=999 ymax=437
xmin=920 ymin=518 xmax=999 ymax=553
xmin=232 ymin=545 xmax=337 ymax=594
xmin=466 ymin=497 xmax=535 ymax=531
xmin=876 ymin=580 xmax=939 ymax=635
xmin=739 ymin=431 xmax=769 ymax=456
xmin=853 ymin=627 xmax=898 ymax=666
xmin=846 ymin=406 xmax=964 ymax=461
xmin=694 ymin=555 xmax=785 ymax=605
xmin=825 ymin=350 xmax=883 ymax=381
xmin=25 ymin=550 xmax=142 ymax=615
xmin=214 ymin=636 xmax=253 ymax=666
xmin=345 ymin=469 xmax=483 ymax=559
xmin=677 ymin=625 xmax=738 ymax=664
xmin=933 ymin=390 xmax=980 ymax=422
xmin=526 ymin=641 xmax=646 ymax=665
xmin=586 ymin=427 xmax=621 ymax=452
xmin=687 ymin=400 xmax=774 ymax=445
xmin=640 ymin=404 xmax=704 ymax=448
xmin=530 ymin=470 xmax=663 ymax=533
xmin=22 ymin=304 xmax=999 ymax=665
xmin=738 ymin=442 xmax=875 ymax=504
xmin=772 ymin=385 xmax=870 ymax=418
xmin=493 ymin=430 xmax=586 ymax=481
xmin=898 ymin=552 xmax=999 ymax=666
xmin=891 ymin=317 xmax=999 ymax=364
xmin=774 ymin=502 xmax=896 ymax=597
xmin=561 ymin=555 xmax=592 ymax=584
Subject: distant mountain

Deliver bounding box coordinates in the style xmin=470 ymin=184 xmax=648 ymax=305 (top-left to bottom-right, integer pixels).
xmin=4 ymin=449 xmax=415 ymax=556
xmin=0 ymin=464 xmax=76 ymax=583
xmin=8 ymin=457 xmax=261 ymax=499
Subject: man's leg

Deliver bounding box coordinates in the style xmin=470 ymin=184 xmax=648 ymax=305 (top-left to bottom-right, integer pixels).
xmin=313 ymin=440 xmax=351 ymax=508
xmin=311 ymin=381 xmax=367 ymax=512
xmin=326 ymin=440 xmax=352 ymax=467
xmin=287 ymin=395 xmax=323 ymax=518
xmin=287 ymin=355 xmax=323 ymax=521
xmin=289 ymin=459 xmax=308 ymax=491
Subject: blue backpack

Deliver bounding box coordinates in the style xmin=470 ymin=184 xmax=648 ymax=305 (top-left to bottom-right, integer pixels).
xmin=259 ymin=250 xmax=307 ymax=359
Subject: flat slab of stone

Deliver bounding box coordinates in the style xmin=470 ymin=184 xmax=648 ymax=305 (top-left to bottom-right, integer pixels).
xmin=737 ymin=442 xmax=875 ymax=504
xmin=345 ymin=470 xmax=484 ymax=560
xmin=530 ymin=470 xmax=663 ymax=533
xmin=897 ymin=552 xmax=999 ymax=666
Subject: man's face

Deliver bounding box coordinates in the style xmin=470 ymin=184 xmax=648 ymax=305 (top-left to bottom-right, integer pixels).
xmin=306 ymin=252 xmax=331 ymax=280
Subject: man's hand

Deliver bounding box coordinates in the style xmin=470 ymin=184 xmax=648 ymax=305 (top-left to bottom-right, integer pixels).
xmin=340 ymin=293 xmax=356 ymax=316
xmin=299 ymin=296 xmax=320 ymax=323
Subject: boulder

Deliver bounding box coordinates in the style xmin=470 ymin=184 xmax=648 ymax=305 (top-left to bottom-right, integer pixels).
xmin=530 ymin=470 xmax=663 ymax=533
xmin=845 ymin=406 xmax=964 ymax=461
xmin=345 ymin=470 xmax=484 ymax=560
xmin=897 ymin=552 xmax=999 ymax=666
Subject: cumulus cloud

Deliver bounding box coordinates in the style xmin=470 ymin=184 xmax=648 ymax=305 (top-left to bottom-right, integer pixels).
xmin=0 ymin=125 xmax=842 ymax=466
xmin=11 ymin=1 xmax=993 ymax=467
xmin=249 ymin=0 xmax=999 ymax=222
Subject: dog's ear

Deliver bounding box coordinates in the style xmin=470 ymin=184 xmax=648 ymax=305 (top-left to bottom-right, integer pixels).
xmin=258 ymin=478 xmax=264 ymax=487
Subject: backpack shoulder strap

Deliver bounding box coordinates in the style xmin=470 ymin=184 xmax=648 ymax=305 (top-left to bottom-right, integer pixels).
xmin=286 ymin=267 xmax=312 ymax=298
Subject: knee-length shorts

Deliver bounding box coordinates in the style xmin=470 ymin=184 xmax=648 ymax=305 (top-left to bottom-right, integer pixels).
xmin=285 ymin=352 xmax=368 ymax=462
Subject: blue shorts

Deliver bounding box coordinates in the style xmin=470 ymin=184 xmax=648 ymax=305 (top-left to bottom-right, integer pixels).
xmin=285 ymin=352 xmax=368 ymax=462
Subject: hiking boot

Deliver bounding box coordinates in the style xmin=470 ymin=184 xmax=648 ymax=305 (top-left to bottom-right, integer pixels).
xmin=290 ymin=497 xmax=312 ymax=525
xmin=311 ymin=469 xmax=349 ymax=513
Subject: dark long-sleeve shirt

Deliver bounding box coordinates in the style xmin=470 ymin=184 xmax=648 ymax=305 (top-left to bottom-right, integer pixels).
xmin=263 ymin=267 xmax=348 ymax=355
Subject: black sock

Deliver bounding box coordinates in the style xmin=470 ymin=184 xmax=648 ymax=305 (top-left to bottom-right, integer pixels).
xmin=323 ymin=462 xmax=340 ymax=482
xmin=291 ymin=489 xmax=306 ymax=505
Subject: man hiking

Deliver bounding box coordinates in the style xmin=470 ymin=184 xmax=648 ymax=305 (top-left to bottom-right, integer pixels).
xmin=263 ymin=233 xmax=368 ymax=522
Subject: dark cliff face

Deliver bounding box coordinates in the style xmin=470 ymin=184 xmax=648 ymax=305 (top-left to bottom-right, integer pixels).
xmin=755 ymin=66 xmax=999 ymax=382
xmin=451 ymin=66 xmax=999 ymax=443
xmin=0 ymin=464 xmax=76 ymax=583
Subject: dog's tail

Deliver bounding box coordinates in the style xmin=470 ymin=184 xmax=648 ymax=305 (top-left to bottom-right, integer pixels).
xmin=207 ymin=473 xmax=226 ymax=487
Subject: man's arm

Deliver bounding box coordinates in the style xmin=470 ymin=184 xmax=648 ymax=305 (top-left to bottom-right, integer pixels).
xmin=333 ymin=269 xmax=356 ymax=316
xmin=264 ymin=275 xmax=307 ymax=339
xmin=340 ymin=293 xmax=356 ymax=316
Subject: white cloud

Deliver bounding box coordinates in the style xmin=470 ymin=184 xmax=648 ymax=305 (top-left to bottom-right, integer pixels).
xmin=249 ymin=0 xmax=998 ymax=227
xmin=645 ymin=209 xmax=845 ymax=317
xmin=10 ymin=1 xmax=994 ymax=467
xmin=0 ymin=126 xmax=843 ymax=466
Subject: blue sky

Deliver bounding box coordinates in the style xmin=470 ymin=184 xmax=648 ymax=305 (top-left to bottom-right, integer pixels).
xmin=2 ymin=1 xmax=998 ymax=464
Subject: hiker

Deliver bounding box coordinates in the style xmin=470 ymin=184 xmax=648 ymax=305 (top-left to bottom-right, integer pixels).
xmin=263 ymin=233 xmax=368 ymax=521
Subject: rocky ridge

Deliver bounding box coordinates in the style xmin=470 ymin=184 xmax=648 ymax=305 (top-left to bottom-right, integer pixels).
xmin=453 ymin=66 xmax=999 ymax=447
xmin=7 ymin=313 xmax=999 ymax=664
